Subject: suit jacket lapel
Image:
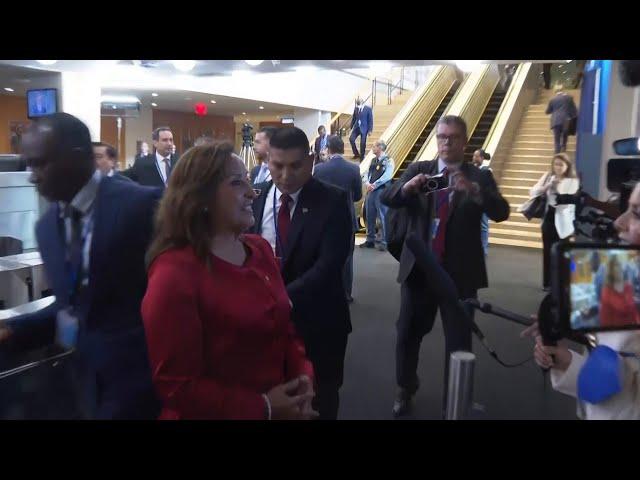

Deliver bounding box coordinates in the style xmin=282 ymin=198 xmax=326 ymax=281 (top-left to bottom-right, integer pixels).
xmin=38 ymin=206 xmax=69 ymax=304
xmin=251 ymin=181 xmax=271 ymax=234
xmin=284 ymin=180 xmax=313 ymax=261
xmin=89 ymin=179 xmax=121 ymax=296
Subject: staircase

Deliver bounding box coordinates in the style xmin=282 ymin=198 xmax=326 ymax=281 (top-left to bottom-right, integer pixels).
xmin=489 ymin=88 xmax=580 ymax=249
xmin=393 ymin=81 xmax=460 ymax=180
xmin=357 ymin=94 xmax=411 ymax=158
xmin=464 ymin=86 xmax=506 ymax=162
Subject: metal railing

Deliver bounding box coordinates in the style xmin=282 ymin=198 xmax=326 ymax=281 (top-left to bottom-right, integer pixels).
xmin=358 ymin=65 xmax=458 ymax=178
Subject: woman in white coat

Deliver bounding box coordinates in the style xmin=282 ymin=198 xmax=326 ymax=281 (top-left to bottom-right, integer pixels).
xmin=529 ymin=153 xmax=580 ymax=290
xmin=522 ymin=182 xmax=640 ymax=420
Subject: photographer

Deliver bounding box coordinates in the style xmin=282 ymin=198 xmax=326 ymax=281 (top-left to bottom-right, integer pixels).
xmin=381 ymin=115 xmax=510 ymax=417
xmin=522 ymin=182 xmax=640 ymax=420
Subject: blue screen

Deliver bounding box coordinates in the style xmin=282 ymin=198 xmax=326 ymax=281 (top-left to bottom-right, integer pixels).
xmin=27 ymin=89 xmax=57 ymax=118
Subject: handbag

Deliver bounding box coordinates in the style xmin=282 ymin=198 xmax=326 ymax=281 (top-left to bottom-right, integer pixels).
xmin=518 ymin=174 xmax=550 ymax=220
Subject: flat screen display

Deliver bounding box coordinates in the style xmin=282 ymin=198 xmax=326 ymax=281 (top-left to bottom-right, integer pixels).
xmin=27 ymin=89 xmax=58 ymax=118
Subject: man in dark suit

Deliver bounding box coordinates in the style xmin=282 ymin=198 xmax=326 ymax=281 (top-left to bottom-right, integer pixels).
xmin=134 ymin=142 xmax=150 ymax=163
xmin=313 ymin=125 xmax=329 ymax=164
xmin=122 ymin=127 xmax=177 ymax=187
xmin=546 ymin=87 xmax=578 ymax=153
xmin=250 ymin=126 xmax=277 ymax=185
xmin=250 ymin=127 xmax=352 ymax=420
xmin=0 ymin=113 xmax=161 ymax=419
xmin=313 ymin=135 xmax=362 ymax=303
xmin=92 ymin=142 xmax=132 ymax=182
xmin=349 ymin=97 xmax=374 ymax=160
xmin=381 ymin=115 xmax=510 ymax=418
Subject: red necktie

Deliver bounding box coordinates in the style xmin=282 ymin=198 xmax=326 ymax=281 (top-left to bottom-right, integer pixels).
xmin=277 ymin=193 xmax=292 ymax=256
xmin=432 ymin=168 xmax=449 ymax=262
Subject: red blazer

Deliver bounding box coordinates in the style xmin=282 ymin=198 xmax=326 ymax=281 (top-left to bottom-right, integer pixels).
xmin=600 ymin=283 xmax=640 ymax=328
xmin=141 ymin=234 xmax=313 ymax=420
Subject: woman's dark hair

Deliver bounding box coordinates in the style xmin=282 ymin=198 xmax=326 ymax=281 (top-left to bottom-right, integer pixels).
xmin=475 ymin=148 xmax=491 ymax=161
xmin=146 ymin=142 xmax=236 ymax=269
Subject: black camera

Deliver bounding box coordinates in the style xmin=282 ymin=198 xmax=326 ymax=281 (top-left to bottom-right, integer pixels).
xmin=421 ymin=173 xmax=449 ymax=193
xmin=241 ymin=123 xmax=254 ymax=148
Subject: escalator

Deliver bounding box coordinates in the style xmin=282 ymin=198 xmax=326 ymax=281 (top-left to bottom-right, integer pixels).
xmin=463 ymin=85 xmax=506 ymax=162
xmin=393 ymin=80 xmax=461 ymax=180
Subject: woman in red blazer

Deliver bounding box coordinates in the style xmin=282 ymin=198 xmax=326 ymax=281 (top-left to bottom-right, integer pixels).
xmin=142 ymin=143 xmax=316 ymax=420
xmin=600 ymin=255 xmax=640 ymax=329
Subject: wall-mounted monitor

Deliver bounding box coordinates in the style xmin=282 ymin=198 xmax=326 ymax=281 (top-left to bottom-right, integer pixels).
xmin=26 ymin=89 xmax=58 ymax=119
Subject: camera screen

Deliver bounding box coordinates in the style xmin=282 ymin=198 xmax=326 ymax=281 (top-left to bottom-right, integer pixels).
xmin=568 ymin=248 xmax=640 ymax=331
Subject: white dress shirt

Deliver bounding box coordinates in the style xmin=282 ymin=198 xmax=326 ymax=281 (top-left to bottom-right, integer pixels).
xmin=254 ymin=161 xmax=271 ymax=184
xmin=260 ymin=183 xmax=302 ymax=254
xmin=155 ymin=152 xmax=171 ymax=185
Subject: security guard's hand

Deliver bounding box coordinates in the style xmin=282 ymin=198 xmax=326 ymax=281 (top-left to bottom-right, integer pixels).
xmin=367 ymin=184 xmax=374 ymax=193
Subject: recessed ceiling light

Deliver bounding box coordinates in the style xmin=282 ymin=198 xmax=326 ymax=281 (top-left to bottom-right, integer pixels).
xmin=242 ymin=112 xmax=246 ymax=115
xmin=112 ymin=105 xmax=117 ymax=109
xmin=210 ymin=100 xmax=216 ymax=104
xmin=259 ymin=106 xmax=264 ymax=110
xmin=171 ymin=60 xmax=197 ymax=72
xmin=245 ymin=60 xmax=264 ymax=66
xmin=4 ymin=87 xmax=14 ymax=92
xmin=151 ymin=93 xmax=159 ymax=97
xmin=36 ymin=60 xmax=57 ymax=65
xmin=151 ymin=102 xmax=158 ymax=107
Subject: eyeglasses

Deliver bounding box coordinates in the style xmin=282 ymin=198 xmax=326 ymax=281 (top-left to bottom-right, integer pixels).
xmin=436 ymin=134 xmax=463 ymax=143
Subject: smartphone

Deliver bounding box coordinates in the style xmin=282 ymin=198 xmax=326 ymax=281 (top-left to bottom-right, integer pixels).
xmin=553 ymin=243 xmax=640 ymax=333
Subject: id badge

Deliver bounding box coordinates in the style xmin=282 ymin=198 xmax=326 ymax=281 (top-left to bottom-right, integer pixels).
xmin=56 ymin=307 xmax=79 ymax=350
xmin=431 ymin=218 xmax=441 ymax=240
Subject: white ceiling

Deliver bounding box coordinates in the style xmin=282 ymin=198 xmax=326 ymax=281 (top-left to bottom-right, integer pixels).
xmin=102 ymin=87 xmax=295 ymax=117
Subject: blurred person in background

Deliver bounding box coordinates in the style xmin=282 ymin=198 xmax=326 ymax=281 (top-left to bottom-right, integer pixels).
xmin=529 ymin=153 xmax=579 ymax=291
xmin=472 ymin=149 xmax=491 ymax=256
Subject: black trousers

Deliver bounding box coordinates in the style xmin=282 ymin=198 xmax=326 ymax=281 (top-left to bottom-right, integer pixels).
xmin=304 ymin=333 xmax=349 ymax=420
xmin=343 ymin=234 xmax=355 ymax=297
xmin=543 ymin=63 xmax=552 ymax=89
xmin=552 ymin=125 xmax=568 ymax=153
xmin=396 ymin=268 xmax=476 ymax=411
xmin=349 ymin=126 xmax=368 ymax=159
xmin=542 ymin=206 xmax=560 ymax=289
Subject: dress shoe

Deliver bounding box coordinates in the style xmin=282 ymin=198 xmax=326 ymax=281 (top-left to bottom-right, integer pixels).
xmin=346 ymin=294 xmax=354 ymax=303
xmin=392 ymin=389 xmax=413 ymax=418
xmin=359 ymin=241 xmax=375 ymax=249
xmin=377 ymin=244 xmax=387 ymax=252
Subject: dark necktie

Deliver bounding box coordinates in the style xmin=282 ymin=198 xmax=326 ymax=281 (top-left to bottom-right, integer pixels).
xmin=432 ymin=168 xmax=449 ymax=263
xmin=277 ymin=193 xmax=292 ymax=256
xmin=163 ymin=157 xmax=172 ymax=183
xmin=65 ymin=205 xmax=84 ymax=304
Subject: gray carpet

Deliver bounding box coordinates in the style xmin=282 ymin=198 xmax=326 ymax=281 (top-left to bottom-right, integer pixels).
xmin=339 ymin=243 xmax=579 ymax=420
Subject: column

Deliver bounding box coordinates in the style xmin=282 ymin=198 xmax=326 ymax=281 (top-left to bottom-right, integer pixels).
xmin=124 ymin=103 xmax=153 ymax=167
xmin=293 ymin=107 xmax=331 ymax=147
xmin=59 ymin=71 xmax=102 ymax=141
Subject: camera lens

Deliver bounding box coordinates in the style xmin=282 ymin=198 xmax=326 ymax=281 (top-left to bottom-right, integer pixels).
xmin=426 ymin=178 xmax=438 ymax=191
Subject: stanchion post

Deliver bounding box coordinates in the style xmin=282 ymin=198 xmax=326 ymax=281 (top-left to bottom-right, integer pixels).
xmin=445 ymin=351 xmax=476 ymax=420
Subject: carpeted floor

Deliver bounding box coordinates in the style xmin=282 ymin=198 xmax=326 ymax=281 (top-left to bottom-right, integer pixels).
xmin=339 ymin=241 xmax=579 ymax=420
